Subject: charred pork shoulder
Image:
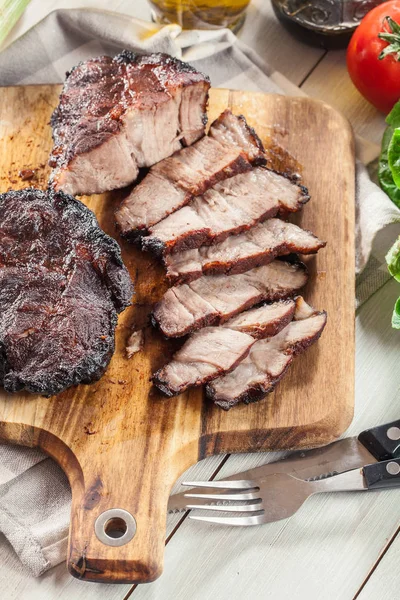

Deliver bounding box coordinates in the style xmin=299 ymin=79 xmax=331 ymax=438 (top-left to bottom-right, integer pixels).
xmin=206 ymin=297 xmax=327 ymax=410
xmin=142 ymin=169 xmax=309 ymax=256
xmin=152 ymin=260 xmax=308 ymax=338
xmin=153 ymin=300 xmax=296 ymax=396
xmin=50 ymin=51 xmax=210 ymax=196
xmin=164 ymin=219 xmax=325 ymax=284
xmin=115 ymin=110 xmax=266 ymax=237
xmin=0 ymin=189 xmax=133 ymax=396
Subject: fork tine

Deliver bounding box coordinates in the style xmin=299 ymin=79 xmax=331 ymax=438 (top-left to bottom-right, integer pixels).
xmin=182 ymin=480 xmax=256 ymax=490
xmin=190 ymin=514 xmax=266 ymax=526
xmin=184 ymin=491 xmax=259 ymax=501
xmin=186 ymin=501 xmax=263 ymax=513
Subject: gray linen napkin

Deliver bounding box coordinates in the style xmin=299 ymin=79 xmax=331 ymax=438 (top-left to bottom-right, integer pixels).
xmin=0 ymin=8 xmax=399 ymax=577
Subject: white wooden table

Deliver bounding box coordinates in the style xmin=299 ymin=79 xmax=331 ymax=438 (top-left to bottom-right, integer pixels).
xmin=1 ymin=1 xmax=399 ymax=598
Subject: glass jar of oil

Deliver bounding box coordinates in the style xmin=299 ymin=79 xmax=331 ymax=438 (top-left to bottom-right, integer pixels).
xmin=149 ymin=0 xmax=251 ymax=31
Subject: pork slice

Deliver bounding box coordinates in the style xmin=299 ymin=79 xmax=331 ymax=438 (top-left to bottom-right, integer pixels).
xmin=115 ymin=110 xmax=267 ymax=236
xmin=152 ymin=136 xmax=251 ymax=195
xmin=143 ymin=169 xmax=310 ymax=255
xmin=50 ymin=52 xmax=210 ymax=196
xmin=206 ymin=298 xmax=327 ymax=410
xmin=153 ymin=327 xmax=254 ymax=396
xmin=208 ymin=110 xmax=265 ymax=164
xmin=222 ymin=299 xmax=296 ymax=339
xmin=116 ymin=173 xmax=189 ymax=239
xmin=152 ymin=260 xmax=308 ymax=337
xmin=165 ymin=219 xmax=325 ymax=283
xmin=153 ymin=300 xmax=295 ymax=396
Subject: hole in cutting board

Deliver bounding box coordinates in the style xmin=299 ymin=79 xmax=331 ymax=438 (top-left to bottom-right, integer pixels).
xmin=94 ymin=508 xmax=137 ymax=546
xmin=104 ymin=517 xmax=127 ymax=539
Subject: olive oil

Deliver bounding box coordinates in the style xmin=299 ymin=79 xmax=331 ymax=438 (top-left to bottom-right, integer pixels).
xmin=149 ymin=0 xmax=251 ymax=31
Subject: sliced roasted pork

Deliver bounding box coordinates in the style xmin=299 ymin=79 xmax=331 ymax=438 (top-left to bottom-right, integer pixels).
xmin=153 ymin=327 xmax=254 ymax=396
xmin=164 ymin=219 xmax=325 ymax=284
xmin=222 ymin=299 xmax=295 ymax=339
xmin=153 ymin=300 xmax=295 ymax=396
xmin=206 ymin=298 xmax=327 ymax=410
xmin=152 ymin=260 xmax=307 ymax=338
xmin=115 ymin=111 xmax=266 ymax=237
xmin=50 ymin=52 xmax=210 ymax=196
xmin=143 ymin=169 xmax=310 ymax=256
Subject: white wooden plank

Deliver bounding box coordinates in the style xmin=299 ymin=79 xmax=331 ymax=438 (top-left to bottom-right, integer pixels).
xmin=357 ymin=530 xmax=400 ymax=600
xmin=301 ymin=50 xmax=386 ymax=145
xmin=0 ymin=455 xmax=223 ymax=600
xmin=130 ymin=278 xmax=400 ymax=600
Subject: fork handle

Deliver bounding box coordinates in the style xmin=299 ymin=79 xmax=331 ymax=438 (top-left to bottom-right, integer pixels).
xmin=363 ymin=459 xmax=400 ymax=489
xmin=358 ymin=420 xmax=400 ymax=461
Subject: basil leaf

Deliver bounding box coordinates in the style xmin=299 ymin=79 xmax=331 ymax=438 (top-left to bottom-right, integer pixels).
xmin=392 ymin=297 xmax=400 ymax=329
xmin=388 ymin=128 xmax=400 ymax=189
xmin=386 ymin=100 xmax=400 ymax=128
xmin=378 ymin=127 xmax=400 ymax=208
xmin=386 ymin=236 xmax=400 ymax=281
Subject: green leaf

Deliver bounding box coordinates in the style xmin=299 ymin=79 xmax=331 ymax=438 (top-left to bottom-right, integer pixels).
xmin=386 ymin=236 xmax=400 ymax=281
xmin=378 ymin=126 xmax=400 ymax=208
xmin=388 ymin=128 xmax=400 ymax=188
xmin=0 ymin=0 xmax=32 ymax=47
xmin=391 ymin=297 xmax=400 ymax=329
xmin=386 ymin=100 xmax=400 ymax=128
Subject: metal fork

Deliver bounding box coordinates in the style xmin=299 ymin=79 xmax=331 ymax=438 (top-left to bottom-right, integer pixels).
xmin=181 ymin=468 xmax=371 ymax=526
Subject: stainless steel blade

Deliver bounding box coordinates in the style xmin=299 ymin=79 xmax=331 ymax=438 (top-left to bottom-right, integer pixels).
xmin=167 ymin=437 xmax=375 ymax=514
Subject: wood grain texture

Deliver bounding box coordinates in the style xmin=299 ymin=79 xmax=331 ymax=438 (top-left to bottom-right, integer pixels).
xmin=0 ymin=85 xmax=355 ymax=583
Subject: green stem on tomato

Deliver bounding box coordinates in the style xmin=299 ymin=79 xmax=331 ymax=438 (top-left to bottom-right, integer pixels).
xmin=378 ymin=16 xmax=400 ymax=61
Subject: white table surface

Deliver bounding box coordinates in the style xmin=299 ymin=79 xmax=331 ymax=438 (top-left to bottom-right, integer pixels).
xmin=1 ymin=1 xmax=399 ymax=599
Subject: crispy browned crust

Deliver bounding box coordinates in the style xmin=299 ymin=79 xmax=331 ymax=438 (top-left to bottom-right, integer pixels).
xmin=165 ymin=227 xmax=325 ymax=285
xmin=152 ymin=344 xmax=252 ymax=397
xmin=238 ymin=303 xmax=296 ymax=340
xmin=185 ymin=152 xmax=252 ymax=196
xmin=152 ymin=261 xmax=308 ymax=338
xmin=206 ymin=311 xmax=327 ymax=410
xmin=0 ymin=188 xmax=133 ymax=396
xmin=119 ymin=153 xmax=252 ymax=243
xmin=210 ymin=110 xmax=267 ymax=166
xmin=50 ymin=51 xmax=210 ymax=175
xmin=143 ymin=170 xmax=310 ymax=257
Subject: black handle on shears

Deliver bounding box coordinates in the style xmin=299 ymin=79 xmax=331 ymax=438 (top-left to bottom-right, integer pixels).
xmin=363 ymin=458 xmax=400 ymax=490
xmin=358 ymin=420 xmax=400 ymax=461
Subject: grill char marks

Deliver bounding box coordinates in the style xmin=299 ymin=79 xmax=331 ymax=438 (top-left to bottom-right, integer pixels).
xmin=152 ymin=260 xmax=308 ymax=338
xmin=153 ymin=327 xmax=254 ymax=397
xmin=221 ymin=299 xmax=296 ymax=339
xmin=164 ymin=218 xmax=325 ymax=284
xmin=206 ymin=298 xmax=327 ymax=410
xmin=50 ymin=51 xmax=210 ymax=196
xmin=208 ymin=110 xmax=265 ymax=165
xmin=153 ymin=300 xmax=296 ymax=396
xmin=115 ymin=111 xmax=267 ymax=237
xmin=142 ymin=169 xmax=310 ymax=256
xmin=0 ymin=188 xmax=133 ymax=396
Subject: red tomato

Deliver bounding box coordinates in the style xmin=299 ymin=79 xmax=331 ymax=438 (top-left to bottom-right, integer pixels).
xmin=347 ymin=1 xmax=400 ymax=114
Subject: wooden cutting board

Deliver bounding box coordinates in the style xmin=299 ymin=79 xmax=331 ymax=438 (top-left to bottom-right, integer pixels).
xmin=0 ymin=85 xmax=355 ymax=584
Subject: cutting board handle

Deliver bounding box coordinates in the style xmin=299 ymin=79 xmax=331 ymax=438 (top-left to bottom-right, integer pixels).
xmin=36 ymin=427 xmax=179 ymax=583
